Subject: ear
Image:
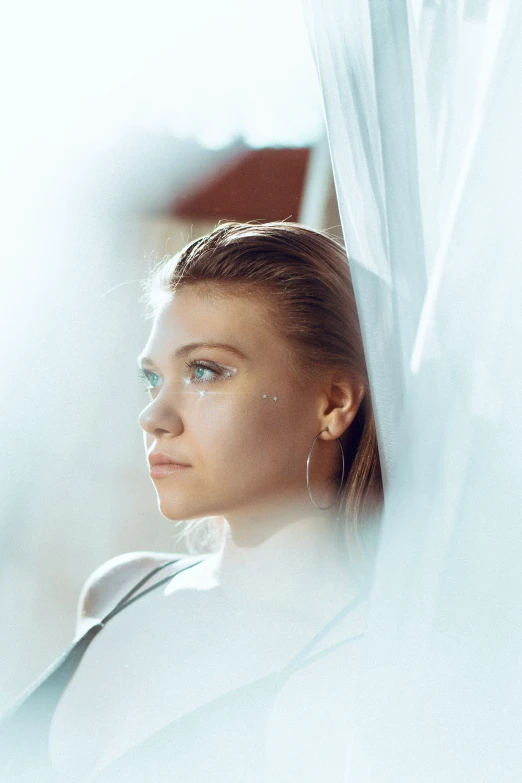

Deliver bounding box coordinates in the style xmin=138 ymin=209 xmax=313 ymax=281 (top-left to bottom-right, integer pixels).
xmin=318 ymin=376 xmax=365 ymax=441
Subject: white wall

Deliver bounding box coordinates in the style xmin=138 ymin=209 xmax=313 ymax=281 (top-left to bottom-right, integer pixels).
xmin=0 ymin=206 xmax=216 ymax=711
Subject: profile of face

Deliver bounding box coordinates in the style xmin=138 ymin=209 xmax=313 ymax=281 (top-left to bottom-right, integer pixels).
xmin=138 ymin=285 xmax=358 ymax=537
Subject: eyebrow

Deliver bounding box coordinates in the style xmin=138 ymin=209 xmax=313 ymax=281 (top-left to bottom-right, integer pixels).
xmin=137 ymin=341 xmax=248 ymax=368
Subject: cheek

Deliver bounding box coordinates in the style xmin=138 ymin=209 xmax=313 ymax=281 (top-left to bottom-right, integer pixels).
xmin=188 ymin=395 xmax=299 ymax=483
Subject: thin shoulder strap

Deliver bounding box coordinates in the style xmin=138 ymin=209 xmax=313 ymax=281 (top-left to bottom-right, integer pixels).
xmin=281 ymin=588 xmax=368 ymax=674
xmin=0 ymin=556 xmax=207 ymax=775
xmin=1 ymin=557 xmax=205 ymax=721
xmin=100 ymin=556 xmax=207 ymax=625
xmin=283 ymin=631 xmax=366 ymax=675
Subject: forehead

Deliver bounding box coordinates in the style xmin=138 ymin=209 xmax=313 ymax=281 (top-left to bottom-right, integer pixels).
xmin=146 ymin=285 xmax=289 ymax=360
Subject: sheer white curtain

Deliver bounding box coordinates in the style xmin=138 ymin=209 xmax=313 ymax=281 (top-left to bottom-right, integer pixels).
xmin=303 ymin=1 xmax=522 ymax=780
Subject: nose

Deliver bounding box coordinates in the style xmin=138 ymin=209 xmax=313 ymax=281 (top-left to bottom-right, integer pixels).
xmin=138 ymin=392 xmax=184 ymax=439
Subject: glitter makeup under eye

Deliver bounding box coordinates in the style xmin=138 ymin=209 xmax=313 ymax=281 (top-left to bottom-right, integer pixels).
xmin=137 ymin=362 xmax=237 ymax=396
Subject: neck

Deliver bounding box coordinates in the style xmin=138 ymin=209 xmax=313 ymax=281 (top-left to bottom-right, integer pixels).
xmin=212 ymin=501 xmax=360 ymax=622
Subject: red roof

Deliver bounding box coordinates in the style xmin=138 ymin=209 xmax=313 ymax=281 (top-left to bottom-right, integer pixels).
xmin=171 ymin=147 xmax=311 ymax=222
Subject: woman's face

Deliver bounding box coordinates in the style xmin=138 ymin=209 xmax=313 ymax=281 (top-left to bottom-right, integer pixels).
xmin=138 ymin=284 xmax=328 ymax=528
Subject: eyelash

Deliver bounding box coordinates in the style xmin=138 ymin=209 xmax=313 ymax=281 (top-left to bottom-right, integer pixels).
xmin=185 ymin=360 xmax=223 ymax=384
xmin=137 ymin=361 xmax=230 ymax=392
xmin=137 ymin=368 xmax=160 ymax=392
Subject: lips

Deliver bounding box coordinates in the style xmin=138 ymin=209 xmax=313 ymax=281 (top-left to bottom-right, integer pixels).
xmin=148 ymin=452 xmax=191 ymax=468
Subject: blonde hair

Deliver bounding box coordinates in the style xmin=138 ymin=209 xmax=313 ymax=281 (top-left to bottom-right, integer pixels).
xmin=141 ymin=221 xmax=383 ymax=557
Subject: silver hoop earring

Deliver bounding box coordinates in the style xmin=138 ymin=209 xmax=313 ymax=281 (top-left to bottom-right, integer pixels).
xmin=306 ymin=428 xmax=346 ymax=511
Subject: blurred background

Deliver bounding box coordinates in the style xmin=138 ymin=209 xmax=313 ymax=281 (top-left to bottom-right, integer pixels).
xmin=0 ymin=0 xmax=342 ymax=710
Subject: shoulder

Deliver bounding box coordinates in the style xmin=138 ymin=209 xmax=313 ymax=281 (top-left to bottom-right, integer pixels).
xmin=75 ymin=551 xmax=207 ymax=638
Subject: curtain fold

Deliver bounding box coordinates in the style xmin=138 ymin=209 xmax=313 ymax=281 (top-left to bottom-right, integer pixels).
xmin=303 ymin=1 xmax=522 ymax=779
xmin=302 ymin=0 xmax=434 ymax=486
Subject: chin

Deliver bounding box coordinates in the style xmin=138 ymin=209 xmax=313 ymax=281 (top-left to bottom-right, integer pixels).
xmin=157 ymin=498 xmax=212 ymax=523
xmin=158 ymin=505 xmax=195 ymax=522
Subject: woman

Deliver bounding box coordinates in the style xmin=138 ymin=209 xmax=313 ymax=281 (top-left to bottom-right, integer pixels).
xmin=1 ymin=221 xmax=383 ymax=782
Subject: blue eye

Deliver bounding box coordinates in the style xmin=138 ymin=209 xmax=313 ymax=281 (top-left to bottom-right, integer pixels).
xmin=137 ymin=361 xmax=234 ymax=395
xmin=186 ymin=361 xmax=220 ymax=383
xmin=137 ymin=368 xmax=161 ymax=393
